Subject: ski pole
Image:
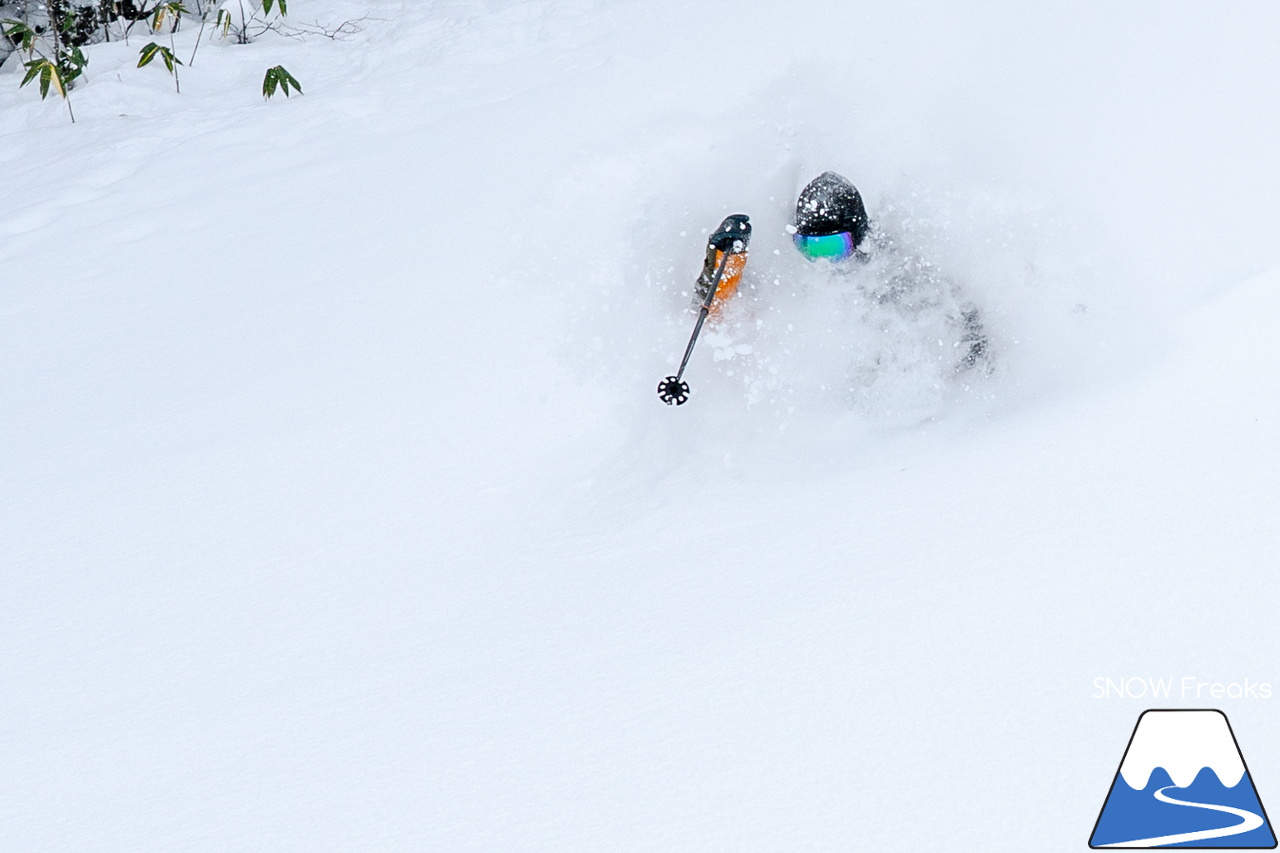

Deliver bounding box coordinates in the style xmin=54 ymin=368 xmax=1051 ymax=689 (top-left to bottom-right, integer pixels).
xmin=657 ymin=215 xmax=751 ymax=405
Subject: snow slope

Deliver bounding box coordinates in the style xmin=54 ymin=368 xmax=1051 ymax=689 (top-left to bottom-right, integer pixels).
xmin=3 ymin=1 xmax=1280 ymax=850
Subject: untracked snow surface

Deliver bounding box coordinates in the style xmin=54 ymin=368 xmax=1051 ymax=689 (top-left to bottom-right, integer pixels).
xmin=4 ymin=1 xmax=1280 ymax=850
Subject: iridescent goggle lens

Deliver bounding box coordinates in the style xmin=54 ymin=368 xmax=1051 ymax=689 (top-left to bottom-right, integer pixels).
xmin=793 ymin=231 xmax=855 ymax=260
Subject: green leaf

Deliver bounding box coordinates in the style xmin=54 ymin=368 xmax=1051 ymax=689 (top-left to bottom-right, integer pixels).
xmin=42 ymin=62 xmax=65 ymax=99
xmin=3 ymin=19 xmax=37 ymax=52
xmin=262 ymin=0 xmax=274 ymax=14
xmin=20 ymin=60 xmax=42 ymax=89
xmin=150 ymin=1 xmax=185 ymax=32
xmin=138 ymin=41 xmax=161 ymax=67
xmin=262 ymin=65 xmax=301 ymax=99
xmin=19 ymin=59 xmax=64 ymax=100
xmin=62 ymin=47 xmax=87 ymax=85
xmin=139 ymin=42 xmax=182 ymax=74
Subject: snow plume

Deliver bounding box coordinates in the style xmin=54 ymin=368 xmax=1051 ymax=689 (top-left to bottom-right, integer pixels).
xmin=545 ymin=49 xmax=1137 ymax=456
xmin=567 ymin=157 xmax=1113 ymax=443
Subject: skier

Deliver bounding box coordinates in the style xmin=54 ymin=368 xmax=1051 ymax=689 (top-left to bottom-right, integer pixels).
xmin=789 ymin=171 xmax=989 ymax=371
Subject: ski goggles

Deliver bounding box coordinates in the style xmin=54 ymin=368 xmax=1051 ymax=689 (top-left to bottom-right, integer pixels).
xmin=793 ymin=230 xmax=856 ymax=260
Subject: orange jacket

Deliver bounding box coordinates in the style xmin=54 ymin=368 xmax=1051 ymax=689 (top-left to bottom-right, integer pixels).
xmin=694 ymin=246 xmax=748 ymax=317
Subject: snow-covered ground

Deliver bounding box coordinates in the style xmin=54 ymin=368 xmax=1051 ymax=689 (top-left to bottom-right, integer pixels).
xmin=4 ymin=1 xmax=1280 ymax=849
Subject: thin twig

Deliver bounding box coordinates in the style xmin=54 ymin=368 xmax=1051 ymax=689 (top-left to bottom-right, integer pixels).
xmin=188 ymin=12 xmax=206 ymax=64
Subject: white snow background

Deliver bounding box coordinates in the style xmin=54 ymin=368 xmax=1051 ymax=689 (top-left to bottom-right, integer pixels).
xmin=3 ymin=0 xmax=1280 ymax=849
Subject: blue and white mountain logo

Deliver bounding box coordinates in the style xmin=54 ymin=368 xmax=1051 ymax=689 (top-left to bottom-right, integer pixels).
xmin=1090 ymin=709 xmax=1276 ymax=848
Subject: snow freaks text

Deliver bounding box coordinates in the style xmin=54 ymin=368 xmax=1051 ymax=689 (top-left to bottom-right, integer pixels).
xmin=1093 ymin=677 xmax=1273 ymax=700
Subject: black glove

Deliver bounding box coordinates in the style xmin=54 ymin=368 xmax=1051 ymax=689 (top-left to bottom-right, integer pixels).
xmin=708 ymin=214 xmax=751 ymax=253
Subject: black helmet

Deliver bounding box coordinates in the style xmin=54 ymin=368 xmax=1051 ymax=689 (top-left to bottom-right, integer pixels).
xmin=793 ymin=172 xmax=868 ymax=247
